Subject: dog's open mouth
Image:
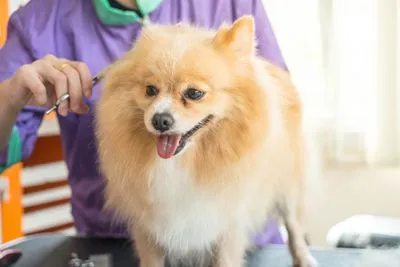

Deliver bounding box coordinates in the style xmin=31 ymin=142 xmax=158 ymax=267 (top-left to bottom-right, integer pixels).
xmin=156 ymin=115 xmax=213 ymax=159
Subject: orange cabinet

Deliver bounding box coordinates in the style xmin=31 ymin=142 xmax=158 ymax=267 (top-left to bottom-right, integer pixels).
xmin=0 ymin=0 xmax=21 ymax=243
xmin=1 ymin=163 xmax=23 ymax=242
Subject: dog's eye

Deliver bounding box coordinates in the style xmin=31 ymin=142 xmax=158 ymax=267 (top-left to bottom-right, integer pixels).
xmin=183 ymin=88 xmax=205 ymax=101
xmin=146 ymin=85 xmax=159 ymax=97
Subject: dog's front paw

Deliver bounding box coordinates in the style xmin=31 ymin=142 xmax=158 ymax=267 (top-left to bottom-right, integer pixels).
xmin=293 ymin=252 xmax=318 ymax=267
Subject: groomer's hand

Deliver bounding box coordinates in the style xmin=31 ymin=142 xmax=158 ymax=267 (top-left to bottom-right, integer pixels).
xmin=6 ymin=54 xmax=93 ymax=116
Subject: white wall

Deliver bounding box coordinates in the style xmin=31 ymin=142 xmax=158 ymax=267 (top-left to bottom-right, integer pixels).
xmin=9 ymin=0 xmax=29 ymax=15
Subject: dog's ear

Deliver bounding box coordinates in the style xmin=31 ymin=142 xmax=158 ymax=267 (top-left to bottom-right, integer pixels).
xmin=212 ymin=15 xmax=256 ymax=57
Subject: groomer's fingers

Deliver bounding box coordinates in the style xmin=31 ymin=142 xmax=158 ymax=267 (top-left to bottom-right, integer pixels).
xmin=57 ymin=63 xmax=89 ymax=114
xmin=34 ymin=59 xmax=69 ymax=116
xmin=71 ymin=61 xmax=93 ymax=97
xmin=9 ymin=54 xmax=93 ymax=115
xmin=13 ymin=64 xmax=48 ymax=106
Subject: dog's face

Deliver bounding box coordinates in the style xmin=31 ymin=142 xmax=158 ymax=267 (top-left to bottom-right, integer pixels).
xmin=112 ymin=16 xmax=256 ymax=159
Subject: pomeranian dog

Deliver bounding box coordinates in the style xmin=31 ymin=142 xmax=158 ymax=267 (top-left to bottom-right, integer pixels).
xmin=95 ymin=15 xmax=317 ymax=267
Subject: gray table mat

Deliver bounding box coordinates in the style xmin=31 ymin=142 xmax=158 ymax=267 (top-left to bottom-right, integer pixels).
xmin=3 ymin=234 xmax=400 ymax=267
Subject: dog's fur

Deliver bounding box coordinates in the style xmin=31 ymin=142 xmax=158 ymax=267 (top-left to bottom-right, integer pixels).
xmin=95 ymin=16 xmax=317 ymax=267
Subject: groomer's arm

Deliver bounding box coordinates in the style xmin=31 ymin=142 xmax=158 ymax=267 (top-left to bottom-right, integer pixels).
xmin=0 ymin=79 xmax=20 ymax=149
xmin=0 ymin=11 xmax=41 ymax=171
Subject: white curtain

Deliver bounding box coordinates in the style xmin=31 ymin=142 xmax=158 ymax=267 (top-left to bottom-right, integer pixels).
xmin=263 ymin=0 xmax=400 ymax=167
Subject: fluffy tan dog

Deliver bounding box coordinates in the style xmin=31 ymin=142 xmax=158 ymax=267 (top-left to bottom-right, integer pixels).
xmin=95 ymin=15 xmax=317 ymax=267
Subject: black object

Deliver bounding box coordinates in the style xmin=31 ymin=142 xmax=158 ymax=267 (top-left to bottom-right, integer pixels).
xmin=0 ymin=249 xmax=22 ymax=267
xmin=0 ymin=234 xmax=383 ymax=267
xmin=337 ymin=233 xmax=400 ymax=249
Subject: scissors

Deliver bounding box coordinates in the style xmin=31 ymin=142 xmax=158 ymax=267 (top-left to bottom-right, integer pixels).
xmin=45 ymin=72 xmax=105 ymax=115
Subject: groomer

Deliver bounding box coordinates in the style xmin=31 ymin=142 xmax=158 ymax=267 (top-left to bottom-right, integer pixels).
xmin=0 ymin=0 xmax=287 ymax=245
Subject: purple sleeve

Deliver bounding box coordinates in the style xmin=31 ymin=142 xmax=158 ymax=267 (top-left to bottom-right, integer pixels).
xmin=252 ymin=0 xmax=288 ymax=71
xmin=0 ymin=13 xmax=45 ymax=165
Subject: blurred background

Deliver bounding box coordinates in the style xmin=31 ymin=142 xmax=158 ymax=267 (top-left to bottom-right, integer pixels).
xmin=0 ymin=0 xmax=399 ymax=248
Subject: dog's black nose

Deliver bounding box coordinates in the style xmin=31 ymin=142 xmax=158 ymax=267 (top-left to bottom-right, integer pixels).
xmin=152 ymin=113 xmax=175 ymax=132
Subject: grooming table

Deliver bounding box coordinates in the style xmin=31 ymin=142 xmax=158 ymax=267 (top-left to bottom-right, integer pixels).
xmin=1 ymin=234 xmax=387 ymax=267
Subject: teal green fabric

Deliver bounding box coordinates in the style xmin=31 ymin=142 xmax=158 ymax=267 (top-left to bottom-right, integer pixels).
xmin=136 ymin=0 xmax=163 ymax=15
xmin=92 ymin=0 xmax=162 ymax=26
xmin=0 ymin=126 xmax=22 ymax=174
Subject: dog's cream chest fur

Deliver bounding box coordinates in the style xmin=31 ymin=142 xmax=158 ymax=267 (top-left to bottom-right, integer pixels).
xmin=142 ymin=157 xmax=230 ymax=254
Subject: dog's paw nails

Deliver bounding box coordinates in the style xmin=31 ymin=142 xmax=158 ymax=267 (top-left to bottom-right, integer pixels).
xmin=306 ymin=254 xmax=318 ymax=267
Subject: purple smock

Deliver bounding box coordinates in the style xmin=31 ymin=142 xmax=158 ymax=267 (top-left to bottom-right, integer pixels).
xmin=0 ymin=0 xmax=287 ymax=245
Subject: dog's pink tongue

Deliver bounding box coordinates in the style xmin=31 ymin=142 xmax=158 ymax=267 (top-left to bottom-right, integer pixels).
xmin=156 ymin=135 xmax=181 ymax=159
